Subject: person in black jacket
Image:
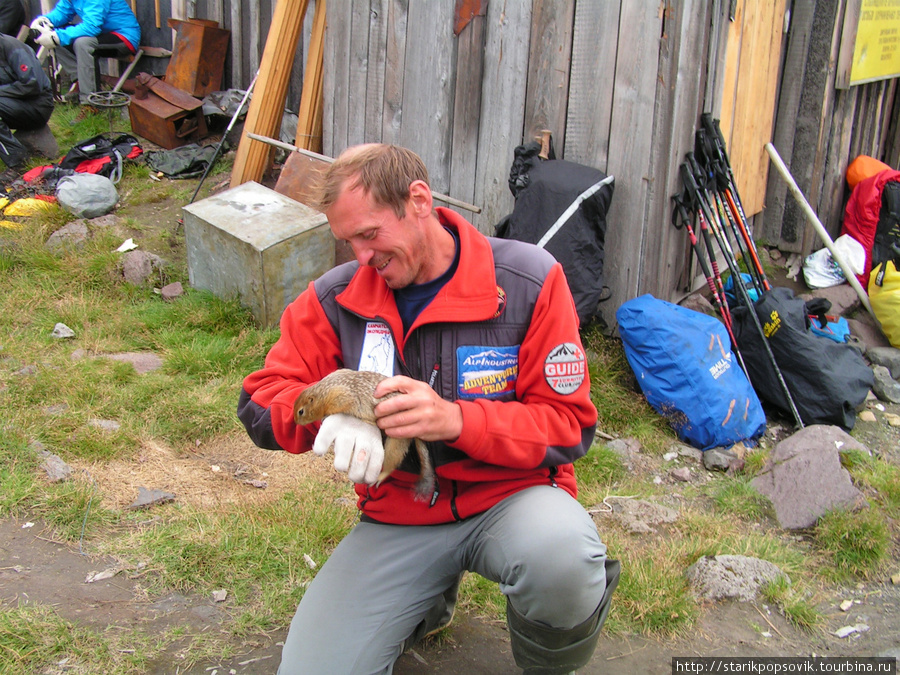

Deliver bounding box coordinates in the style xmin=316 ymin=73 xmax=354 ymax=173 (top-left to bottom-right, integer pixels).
xmin=0 ymin=31 xmax=54 ymax=179
xmin=0 ymin=1 xmax=25 ymax=38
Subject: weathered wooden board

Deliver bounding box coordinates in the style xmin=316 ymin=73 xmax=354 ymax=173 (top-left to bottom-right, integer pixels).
xmin=603 ymin=1 xmax=663 ymax=320
xmin=380 ymin=0 xmax=408 ymax=145
xmin=563 ymin=0 xmax=620 ymax=171
xmin=719 ymin=0 xmax=786 ymax=218
xmin=523 ymin=0 xmax=575 ymax=154
xmin=397 ymin=2 xmax=456 ymax=193
xmin=324 ymin=0 xmax=352 ymax=157
xmin=470 ymin=0 xmax=531 ymax=232
xmin=448 ymin=9 xmax=485 ymax=215
xmin=644 ymin=0 xmax=714 ymax=299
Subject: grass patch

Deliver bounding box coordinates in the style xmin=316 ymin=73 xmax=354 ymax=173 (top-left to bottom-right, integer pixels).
xmin=814 ymin=508 xmax=890 ymax=580
xmin=711 ymin=476 xmax=772 ymax=521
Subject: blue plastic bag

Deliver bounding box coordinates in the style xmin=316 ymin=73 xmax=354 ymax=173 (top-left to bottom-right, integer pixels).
xmin=616 ymin=295 xmax=766 ymax=450
xmin=808 ymin=314 xmax=851 ymax=343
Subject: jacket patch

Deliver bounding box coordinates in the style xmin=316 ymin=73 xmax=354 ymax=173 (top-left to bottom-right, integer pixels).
xmin=544 ymin=343 xmax=586 ymax=395
xmin=491 ymin=286 xmax=507 ymax=319
xmin=456 ymin=346 xmax=519 ymax=398
xmin=358 ymin=322 xmax=395 ymax=376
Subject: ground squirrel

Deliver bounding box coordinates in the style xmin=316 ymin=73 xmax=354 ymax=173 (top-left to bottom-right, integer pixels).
xmin=293 ymin=369 xmax=435 ymax=499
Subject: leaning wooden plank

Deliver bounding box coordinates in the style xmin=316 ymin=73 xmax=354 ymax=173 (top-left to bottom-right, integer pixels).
xmin=397 ymin=1 xmax=456 ymax=192
xmin=230 ymin=0 xmax=310 ymax=187
xmin=602 ymin=0 xmax=663 ymax=319
xmin=449 ymin=7 xmax=486 ymax=214
xmin=471 ymin=0 xmax=531 ymax=232
xmin=818 ymin=86 xmax=858 ymax=239
xmin=564 ymin=0 xmax=620 ymax=170
xmin=523 ymin=0 xmax=575 ymax=153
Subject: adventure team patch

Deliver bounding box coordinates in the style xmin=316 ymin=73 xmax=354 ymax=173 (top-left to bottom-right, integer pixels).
xmin=456 ymin=345 xmax=519 ymax=398
xmin=544 ymin=342 xmax=586 ymax=394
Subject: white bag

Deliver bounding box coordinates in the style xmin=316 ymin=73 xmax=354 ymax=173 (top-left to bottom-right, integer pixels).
xmin=802 ymin=234 xmax=865 ymax=289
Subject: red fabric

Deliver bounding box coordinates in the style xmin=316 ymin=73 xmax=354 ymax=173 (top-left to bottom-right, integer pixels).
xmin=840 ymin=168 xmax=900 ymax=290
xmin=242 ymin=210 xmax=596 ymax=525
xmin=76 ymin=157 xmax=112 ymax=174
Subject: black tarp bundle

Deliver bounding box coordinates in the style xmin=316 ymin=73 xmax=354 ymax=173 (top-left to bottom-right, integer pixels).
xmin=495 ymin=141 xmax=614 ymax=327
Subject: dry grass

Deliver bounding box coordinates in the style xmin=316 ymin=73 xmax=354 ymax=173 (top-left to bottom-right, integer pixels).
xmin=67 ymin=432 xmax=347 ymax=511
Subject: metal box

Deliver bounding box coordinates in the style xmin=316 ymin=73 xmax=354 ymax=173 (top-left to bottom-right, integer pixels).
xmin=182 ymin=181 xmax=335 ymax=326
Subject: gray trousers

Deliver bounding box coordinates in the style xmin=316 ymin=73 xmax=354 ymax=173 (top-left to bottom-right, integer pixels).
xmin=278 ymin=485 xmax=608 ymax=675
xmin=54 ymin=36 xmax=132 ymax=97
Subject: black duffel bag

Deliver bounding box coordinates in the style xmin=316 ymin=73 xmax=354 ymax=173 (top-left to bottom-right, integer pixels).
xmin=731 ymin=287 xmax=873 ymax=430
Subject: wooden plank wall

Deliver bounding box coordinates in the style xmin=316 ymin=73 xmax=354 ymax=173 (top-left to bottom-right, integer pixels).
xmin=319 ymin=0 xmax=734 ymax=326
xmin=763 ymin=0 xmax=900 ymax=252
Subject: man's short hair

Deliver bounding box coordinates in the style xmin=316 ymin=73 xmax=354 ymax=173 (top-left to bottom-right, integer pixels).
xmin=313 ymin=144 xmax=429 ymax=219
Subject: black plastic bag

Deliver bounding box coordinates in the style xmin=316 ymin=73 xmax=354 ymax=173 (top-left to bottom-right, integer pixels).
xmin=731 ymin=287 xmax=873 ymax=429
xmin=495 ymin=141 xmax=614 ymax=327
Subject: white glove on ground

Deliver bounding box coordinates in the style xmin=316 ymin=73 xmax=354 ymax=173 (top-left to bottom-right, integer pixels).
xmin=313 ymin=413 xmax=384 ymax=485
xmin=35 ymin=30 xmax=60 ymax=48
xmin=30 ymin=16 xmax=54 ymax=33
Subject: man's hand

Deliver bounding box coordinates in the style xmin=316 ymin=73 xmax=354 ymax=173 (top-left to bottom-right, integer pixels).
xmin=35 ymin=30 xmax=60 ymax=48
xmin=30 ymin=16 xmax=54 ymax=33
xmin=374 ymin=376 xmax=463 ymax=443
xmin=313 ymin=413 xmax=384 ymax=484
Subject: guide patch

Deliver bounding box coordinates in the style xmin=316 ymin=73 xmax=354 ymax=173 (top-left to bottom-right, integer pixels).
xmin=544 ymin=343 xmax=586 ymax=395
xmin=456 ymin=346 xmax=519 ymax=398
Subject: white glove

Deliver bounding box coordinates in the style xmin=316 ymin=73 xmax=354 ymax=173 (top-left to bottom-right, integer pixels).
xmin=313 ymin=413 xmax=384 ymax=485
xmin=35 ymin=30 xmax=60 ymax=48
xmin=30 ymin=16 xmax=54 ymax=33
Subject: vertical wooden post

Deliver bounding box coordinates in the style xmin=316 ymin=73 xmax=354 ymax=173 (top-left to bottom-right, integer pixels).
xmin=296 ymin=0 xmax=326 ymax=152
xmin=231 ymin=0 xmax=310 ymax=188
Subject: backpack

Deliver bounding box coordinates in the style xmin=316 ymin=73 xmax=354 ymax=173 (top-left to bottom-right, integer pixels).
xmin=496 ymin=141 xmax=614 ymax=328
xmin=617 ymin=295 xmax=766 ymax=451
xmin=57 ymin=133 xmax=144 ymax=183
xmin=840 ymin=168 xmax=900 ymax=290
xmin=731 ymin=287 xmax=873 ymax=430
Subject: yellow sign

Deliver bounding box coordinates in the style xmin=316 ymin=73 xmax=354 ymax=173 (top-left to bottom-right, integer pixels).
xmin=850 ymin=0 xmax=900 ymax=85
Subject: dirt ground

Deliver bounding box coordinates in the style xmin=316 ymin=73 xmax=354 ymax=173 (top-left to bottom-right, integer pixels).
xmin=2 ymin=429 xmax=899 ymax=674
xmin=2 ymin=191 xmax=900 ymax=673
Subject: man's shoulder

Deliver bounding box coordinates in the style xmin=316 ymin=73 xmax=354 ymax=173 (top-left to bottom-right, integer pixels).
xmin=314 ymin=260 xmax=360 ymax=298
xmin=486 ymin=235 xmax=557 ymax=279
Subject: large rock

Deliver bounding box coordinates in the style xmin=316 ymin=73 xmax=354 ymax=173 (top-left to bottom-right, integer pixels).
xmin=14 ymin=124 xmax=59 ymax=159
xmin=751 ymin=425 xmax=868 ymax=529
xmin=686 ymin=554 xmax=788 ymax=602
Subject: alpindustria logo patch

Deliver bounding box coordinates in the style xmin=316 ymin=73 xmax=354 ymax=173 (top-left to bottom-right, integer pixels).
xmin=544 ymin=343 xmax=586 ymax=395
xmin=456 ymin=346 xmax=519 ymax=398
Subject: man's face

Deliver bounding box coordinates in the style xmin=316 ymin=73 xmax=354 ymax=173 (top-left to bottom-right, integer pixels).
xmin=325 ymin=184 xmax=428 ymax=289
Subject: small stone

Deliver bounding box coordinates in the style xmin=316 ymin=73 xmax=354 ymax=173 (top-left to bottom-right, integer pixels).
xmin=833 ymin=623 xmax=869 ymax=638
xmin=663 ymin=451 xmax=678 ymax=462
xmin=212 ymin=589 xmax=228 ymax=602
xmin=51 ymin=323 xmax=75 ymax=339
xmin=85 ymin=568 xmax=119 ymax=583
xmin=670 ymin=467 xmax=691 ymax=482
xmin=127 ymin=486 xmax=175 ymax=510
xmin=840 ymin=599 xmax=853 ymax=611
xmin=160 ymin=282 xmax=184 ymax=301
xmin=858 ymin=410 xmax=877 ymax=423
xmin=88 ymin=419 xmax=121 ymax=432
xmin=891 ymin=572 xmax=900 ymax=585
xmin=303 ymin=554 xmax=317 ymax=570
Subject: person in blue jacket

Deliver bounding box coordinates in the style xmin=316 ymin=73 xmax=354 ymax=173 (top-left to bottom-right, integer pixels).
xmin=31 ymin=0 xmax=140 ymax=104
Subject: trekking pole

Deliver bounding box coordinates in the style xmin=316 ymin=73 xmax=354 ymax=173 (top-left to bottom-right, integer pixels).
xmin=681 ymin=158 xmax=805 ymax=429
xmin=697 ymin=118 xmax=771 ymax=291
xmin=189 ymin=70 xmax=260 ymax=204
xmin=688 ymin=152 xmax=764 ymax=297
xmin=672 ymin=191 xmax=749 ymax=376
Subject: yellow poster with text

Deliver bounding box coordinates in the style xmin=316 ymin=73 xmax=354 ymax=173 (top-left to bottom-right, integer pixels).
xmin=851 ymin=0 xmax=900 ymax=85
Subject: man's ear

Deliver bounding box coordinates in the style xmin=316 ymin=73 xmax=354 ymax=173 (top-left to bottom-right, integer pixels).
xmin=408 ymin=180 xmax=433 ymax=216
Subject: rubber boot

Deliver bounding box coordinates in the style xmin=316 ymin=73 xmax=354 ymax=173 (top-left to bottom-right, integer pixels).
xmin=507 ymin=559 xmax=620 ymax=674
